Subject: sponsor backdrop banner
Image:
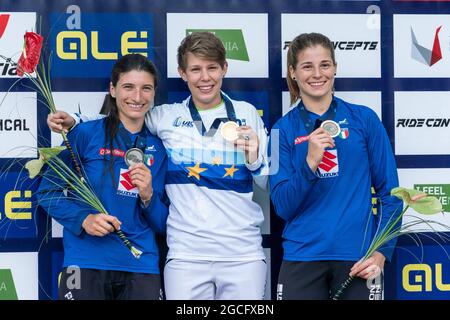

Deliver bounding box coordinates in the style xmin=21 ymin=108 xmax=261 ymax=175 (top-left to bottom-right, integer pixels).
xmin=395 ymin=91 xmax=450 ymax=155
xmin=167 ymin=13 xmax=268 ymax=78
xmin=281 ymin=14 xmax=381 ymax=78
xmin=0 ymin=12 xmax=36 ymax=78
xmin=394 ymin=15 xmax=450 ymax=78
xmin=1 ymin=0 xmax=450 ymax=300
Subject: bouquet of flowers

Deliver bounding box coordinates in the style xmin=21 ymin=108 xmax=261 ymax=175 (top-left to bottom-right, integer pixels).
xmin=25 ymin=146 xmax=142 ymax=258
xmin=4 ymin=31 xmax=142 ymax=258
xmin=332 ymin=187 xmax=445 ymax=300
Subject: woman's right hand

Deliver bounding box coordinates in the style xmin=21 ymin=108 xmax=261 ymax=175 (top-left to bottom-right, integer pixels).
xmin=82 ymin=213 xmax=122 ymax=237
xmin=306 ymin=127 xmax=335 ymax=171
xmin=47 ymin=111 xmax=75 ymax=133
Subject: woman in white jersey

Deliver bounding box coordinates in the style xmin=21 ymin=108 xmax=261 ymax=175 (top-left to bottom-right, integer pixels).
xmin=47 ymin=32 xmax=269 ymax=300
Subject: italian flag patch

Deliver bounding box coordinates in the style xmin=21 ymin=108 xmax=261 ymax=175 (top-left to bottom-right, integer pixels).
xmin=339 ymin=128 xmax=349 ymax=139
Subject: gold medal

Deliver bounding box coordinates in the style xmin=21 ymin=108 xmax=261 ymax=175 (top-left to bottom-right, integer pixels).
xmin=221 ymin=121 xmax=239 ymax=142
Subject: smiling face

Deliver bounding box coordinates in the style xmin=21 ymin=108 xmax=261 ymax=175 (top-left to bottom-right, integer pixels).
xmin=289 ymin=45 xmax=336 ymax=105
xmin=178 ymin=53 xmax=228 ymax=110
xmin=110 ymin=69 xmax=155 ymax=129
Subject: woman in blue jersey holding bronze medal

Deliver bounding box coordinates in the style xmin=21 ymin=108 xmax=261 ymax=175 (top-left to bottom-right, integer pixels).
xmin=47 ymin=32 xmax=268 ymax=300
xmin=269 ymin=33 xmax=402 ymax=299
xmin=38 ymin=54 xmax=168 ymax=300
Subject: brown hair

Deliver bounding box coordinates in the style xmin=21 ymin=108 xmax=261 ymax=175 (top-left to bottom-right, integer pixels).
xmin=286 ymin=33 xmax=336 ymax=104
xmin=177 ymin=31 xmax=226 ymax=71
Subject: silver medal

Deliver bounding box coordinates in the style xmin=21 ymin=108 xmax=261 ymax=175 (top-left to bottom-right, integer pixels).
xmin=320 ymin=120 xmax=341 ymax=138
xmin=125 ymin=148 xmax=144 ymax=167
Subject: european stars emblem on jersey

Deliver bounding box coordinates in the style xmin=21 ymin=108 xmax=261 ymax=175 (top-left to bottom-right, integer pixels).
xmin=212 ymin=157 xmax=223 ymax=165
xmin=187 ymin=163 xmax=208 ymax=180
xmin=223 ymin=164 xmax=239 ymax=178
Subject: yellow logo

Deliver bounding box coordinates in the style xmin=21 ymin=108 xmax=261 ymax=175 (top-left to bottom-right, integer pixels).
xmin=56 ymin=31 xmax=148 ymax=60
xmin=371 ymin=187 xmax=378 ymax=215
xmin=0 ymin=190 xmax=32 ymax=220
xmin=403 ymin=263 xmax=450 ymax=292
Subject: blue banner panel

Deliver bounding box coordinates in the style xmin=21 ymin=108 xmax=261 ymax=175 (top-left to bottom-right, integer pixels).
xmin=0 ymin=171 xmax=39 ymax=239
xmin=51 ymin=251 xmax=63 ymax=300
xmin=50 ymin=13 xmax=154 ymax=78
xmin=395 ymin=243 xmax=450 ymax=300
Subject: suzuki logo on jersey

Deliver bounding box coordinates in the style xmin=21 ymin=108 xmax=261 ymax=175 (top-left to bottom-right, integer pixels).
xmin=117 ymin=168 xmax=138 ymax=198
xmin=318 ymin=150 xmax=339 ymax=178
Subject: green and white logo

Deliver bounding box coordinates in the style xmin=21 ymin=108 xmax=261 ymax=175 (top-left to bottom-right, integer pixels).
xmin=414 ymin=184 xmax=450 ymax=212
xmin=0 ymin=269 xmax=18 ymax=300
xmin=186 ymin=29 xmax=249 ymax=62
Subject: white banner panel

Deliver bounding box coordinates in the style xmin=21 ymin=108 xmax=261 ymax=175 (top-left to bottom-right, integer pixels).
xmin=395 ymin=91 xmax=450 ymax=155
xmin=398 ymin=169 xmax=450 ymax=232
xmin=167 ymin=13 xmax=268 ymax=78
xmin=394 ymin=15 xmax=450 ymax=77
xmin=0 ymin=12 xmax=36 ymax=78
xmin=281 ymin=14 xmax=381 ymax=78
xmin=0 ymin=92 xmax=37 ymax=158
xmin=0 ymin=252 xmax=38 ymax=300
xmin=50 ymin=92 xmax=106 ymax=147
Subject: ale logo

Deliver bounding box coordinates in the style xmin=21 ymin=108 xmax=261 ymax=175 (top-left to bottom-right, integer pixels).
xmin=186 ymin=29 xmax=249 ymax=62
xmin=0 ymin=269 xmax=18 ymax=300
xmin=403 ymin=264 xmax=450 ymax=292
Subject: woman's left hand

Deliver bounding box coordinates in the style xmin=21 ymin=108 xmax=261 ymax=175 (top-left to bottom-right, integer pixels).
xmin=349 ymin=251 xmax=386 ymax=280
xmin=129 ymin=163 xmax=153 ymax=202
xmin=234 ymin=126 xmax=259 ymax=164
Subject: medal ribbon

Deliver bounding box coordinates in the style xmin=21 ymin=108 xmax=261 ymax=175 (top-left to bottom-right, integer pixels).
xmin=297 ymin=97 xmax=338 ymax=135
xmin=188 ymin=93 xmax=237 ymax=137
xmin=117 ymin=124 xmax=148 ymax=153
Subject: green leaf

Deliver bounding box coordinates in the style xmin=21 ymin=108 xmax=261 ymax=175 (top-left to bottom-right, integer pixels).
xmin=24 ymin=159 xmax=44 ymax=179
xmin=24 ymin=146 xmax=67 ymax=179
xmin=391 ymin=187 xmax=443 ymax=215
xmin=38 ymin=146 xmax=66 ymax=161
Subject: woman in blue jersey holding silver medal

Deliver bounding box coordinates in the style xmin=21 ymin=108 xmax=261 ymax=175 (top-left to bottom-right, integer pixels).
xmin=269 ymin=33 xmax=402 ymax=299
xmin=47 ymin=32 xmax=268 ymax=300
xmin=38 ymin=54 xmax=168 ymax=300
